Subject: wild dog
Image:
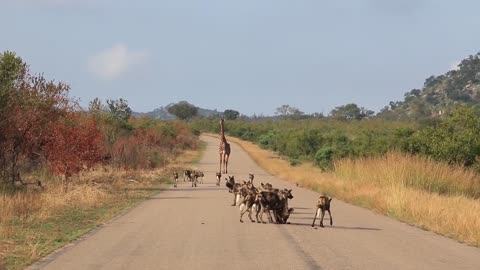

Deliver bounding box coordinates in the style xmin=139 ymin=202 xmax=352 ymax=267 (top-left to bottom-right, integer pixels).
xmin=274 ymin=189 xmax=294 ymax=224
xmin=225 ymin=175 xmax=236 ymax=193
xmin=173 ymin=172 xmax=179 ymax=188
xmin=216 ymin=172 xmax=222 ymax=186
xmin=257 ymin=189 xmax=294 ymax=224
xmin=183 ymin=170 xmax=192 ymax=182
xmin=194 ymin=171 xmax=205 ymax=184
xmin=258 ymin=190 xmax=281 ymax=223
xmin=239 ymin=188 xmax=261 ymax=223
xmin=237 ymin=180 xmax=255 ymax=207
xmin=311 ymin=195 xmax=333 ymax=228
xmin=259 ymin=182 xmax=273 ymax=192
xmin=248 ymin=174 xmax=254 ymax=184
xmin=225 ymin=176 xmax=241 ymax=206
xmin=191 ymin=170 xmax=198 ymax=187
xmin=238 ymin=179 xmax=261 ymax=223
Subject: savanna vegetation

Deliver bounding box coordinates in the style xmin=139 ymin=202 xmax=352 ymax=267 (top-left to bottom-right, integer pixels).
xmin=0 ymin=51 xmax=200 ymax=269
xmin=224 ymin=136 xmax=480 ymax=247
xmin=191 ymin=52 xmax=480 ymax=246
xmin=192 ymin=105 xmax=480 ymax=172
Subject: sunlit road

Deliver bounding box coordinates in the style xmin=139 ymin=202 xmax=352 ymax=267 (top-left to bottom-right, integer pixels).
xmin=31 ymin=135 xmax=480 ymax=270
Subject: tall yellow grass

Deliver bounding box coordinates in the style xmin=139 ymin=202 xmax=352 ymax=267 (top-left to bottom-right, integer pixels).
xmin=335 ymin=153 xmax=480 ymax=198
xmin=219 ymin=134 xmax=480 ymax=247
xmin=0 ymin=184 xmax=110 ymax=224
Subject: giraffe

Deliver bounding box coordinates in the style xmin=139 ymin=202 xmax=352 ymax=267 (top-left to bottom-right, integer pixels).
xmin=219 ymin=118 xmax=231 ymax=174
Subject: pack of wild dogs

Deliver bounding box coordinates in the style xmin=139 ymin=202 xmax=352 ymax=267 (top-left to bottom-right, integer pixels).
xmin=173 ymin=170 xmax=333 ymax=228
xmin=172 ymin=170 xmax=205 ymax=187
xmin=224 ymin=173 xmax=334 ymax=228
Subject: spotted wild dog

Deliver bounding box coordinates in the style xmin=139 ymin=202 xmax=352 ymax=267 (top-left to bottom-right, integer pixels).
xmin=257 ymin=188 xmax=294 ymax=224
xmin=173 ymin=172 xmax=179 ymax=188
xmin=275 ymin=189 xmax=294 ymax=224
xmin=237 ymin=180 xmax=255 ymax=207
xmin=194 ymin=171 xmax=205 ymax=184
xmin=225 ymin=176 xmax=241 ymax=206
xmin=216 ymin=172 xmax=222 ymax=186
xmin=248 ymin=173 xmax=254 ymax=184
xmin=225 ymin=175 xmax=235 ymax=192
xmin=239 ymin=185 xmax=261 ymax=223
xmin=260 ymin=182 xmax=273 ymax=191
xmin=183 ymin=170 xmax=192 ymax=182
xmin=311 ymin=195 xmax=333 ymax=228
xmin=257 ymin=190 xmax=281 ymax=223
xmin=191 ymin=170 xmax=198 ymax=187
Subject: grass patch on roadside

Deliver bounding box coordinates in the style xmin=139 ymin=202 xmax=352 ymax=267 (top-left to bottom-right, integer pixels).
xmin=217 ymin=134 xmax=480 ymax=247
xmin=0 ymin=147 xmax=204 ymax=270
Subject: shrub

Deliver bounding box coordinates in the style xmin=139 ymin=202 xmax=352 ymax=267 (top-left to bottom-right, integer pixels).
xmin=315 ymin=146 xmax=334 ymax=170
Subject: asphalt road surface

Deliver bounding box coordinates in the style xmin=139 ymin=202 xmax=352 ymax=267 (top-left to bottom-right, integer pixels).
xmin=31 ymin=135 xmax=480 ymax=270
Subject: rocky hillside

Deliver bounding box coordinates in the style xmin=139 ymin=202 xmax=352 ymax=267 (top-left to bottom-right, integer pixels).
xmin=378 ymin=52 xmax=480 ymax=120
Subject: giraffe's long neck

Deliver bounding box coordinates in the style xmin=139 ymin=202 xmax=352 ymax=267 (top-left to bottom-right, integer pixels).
xmin=220 ymin=120 xmax=226 ymax=141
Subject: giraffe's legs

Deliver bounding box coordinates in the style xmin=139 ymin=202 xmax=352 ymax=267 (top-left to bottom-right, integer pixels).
xmin=219 ymin=152 xmax=223 ymax=175
xmin=224 ymin=154 xmax=230 ymax=174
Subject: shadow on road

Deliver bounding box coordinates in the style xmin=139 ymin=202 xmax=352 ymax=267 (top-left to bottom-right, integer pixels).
xmin=167 ymin=187 xmax=225 ymax=192
xmin=287 ymin=222 xmax=380 ymax=231
xmin=291 ymin=211 xmax=314 ymax=215
xmin=149 ymin=196 xmax=218 ymax=200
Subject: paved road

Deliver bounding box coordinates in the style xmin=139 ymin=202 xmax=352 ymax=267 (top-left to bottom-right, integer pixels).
xmin=32 ymin=135 xmax=480 ymax=270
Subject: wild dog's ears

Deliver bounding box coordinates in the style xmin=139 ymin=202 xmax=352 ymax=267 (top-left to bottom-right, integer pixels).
xmin=329 ymin=198 xmax=333 ymax=202
xmin=288 ymin=208 xmax=294 ymax=213
xmin=289 ymin=189 xmax=292 ymax=192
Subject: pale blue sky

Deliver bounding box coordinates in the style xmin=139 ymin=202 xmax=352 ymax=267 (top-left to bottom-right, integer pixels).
xmin=1 ymin=0 xmax=480 ymax=115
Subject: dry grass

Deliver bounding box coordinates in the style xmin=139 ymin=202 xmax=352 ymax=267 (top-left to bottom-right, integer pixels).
xmin=336 ymin=153 xmax=480 ymax=198
xmin=215 ymin=134 xmax=480 ymax=247
xmin=0 ymin=147 xmax=203 ymax=270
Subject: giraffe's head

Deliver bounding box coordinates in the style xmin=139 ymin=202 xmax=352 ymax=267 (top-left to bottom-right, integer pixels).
xmin=220 ymin=118 xmax=225 ymax=125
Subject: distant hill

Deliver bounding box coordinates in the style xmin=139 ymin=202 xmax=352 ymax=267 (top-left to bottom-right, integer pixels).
xmin=378 ymin=52 xmax=480 ymax=120
xmin=133 ymin=101 xmax=224 ymax=120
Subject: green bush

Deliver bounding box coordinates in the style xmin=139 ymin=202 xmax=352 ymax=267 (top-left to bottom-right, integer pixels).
xmin=315 ymin=146 xmax=334 ymax=170
xmin=409 ymin=106 xmax=480 ymax=166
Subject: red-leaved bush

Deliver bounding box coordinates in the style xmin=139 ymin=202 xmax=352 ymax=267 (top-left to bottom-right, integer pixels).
xmin=1 ymin=52 xmax=198 ymax=187
xmin=44 ymin=115 xmax=104 ymax=186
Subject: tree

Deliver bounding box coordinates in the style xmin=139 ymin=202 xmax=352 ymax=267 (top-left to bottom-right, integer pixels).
xmin=410 ymin=106 xmax=480 ymax=166
xmin=106 ymin=98 xmax=132 ymax=122
xmin=329 ymin=103 xmax=373 ymax=120
xmin=0 ymin=51 xmax=27 ymax=182
xmin=44 ymin=115 xmax=103 ymax=190
xmin=275 ymin=104 xmax=304 ymax=119
xmin=0 ymin=51 xmax=74 ymax=184
xmin=224 ymin=109 xmax=240 ymax=120
xmin=167 ymin=101 xmax=198 ymax=120
xmin=88 ymin=97 xmax=104 ymax=114
xmin=0 ymin=51 xmax=26 ymax=114
xmin=288 ymin=107 xmax=305 ymax=120
xmin=275 ymin=105 xmax=291 ymax=119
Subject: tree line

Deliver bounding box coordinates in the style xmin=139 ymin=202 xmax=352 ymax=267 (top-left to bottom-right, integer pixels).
xmin=0 ymin=51 xmax=198 ymax=190
xmin=191 ymin=105 xmax=480 ymax=171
